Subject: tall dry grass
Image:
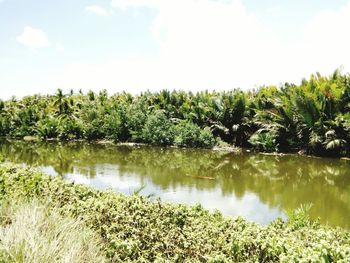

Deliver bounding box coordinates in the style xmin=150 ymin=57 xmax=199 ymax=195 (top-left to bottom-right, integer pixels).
xmin=0 ymin=200 xmax=106 ymax=263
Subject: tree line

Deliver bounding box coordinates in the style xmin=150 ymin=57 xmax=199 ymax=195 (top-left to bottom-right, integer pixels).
xmin=1 ymin=70 xmax=350 ymax=156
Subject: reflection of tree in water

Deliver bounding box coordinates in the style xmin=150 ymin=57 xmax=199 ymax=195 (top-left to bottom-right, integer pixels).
xmin=1 ymin=140 xmax=350 ymax=227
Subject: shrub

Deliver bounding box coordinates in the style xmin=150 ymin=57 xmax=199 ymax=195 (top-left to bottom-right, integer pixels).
xmin=127 ymin=103 xmax=148 ymax=142
xmin=103 ymin=109 xmax=129 ymax=142
xmin=36 ymin=117 xmax=59 ymax=139
xmin=1 ymin=164 xmax=350 ymax=262
xmin=80 ymin=105 xmax=106 ymax=140
xmin=175 ymin=121 xmax=216 ymax=148
xmin=57 ymin=118 xmax=84 ymax=140
xmin=0 ymin=116 xmax=10 ymax=137
xmin=249 ymin=130 xmax=278 ymax=152
xmin=83 ymin=119 xmax=105 ymax=140
xmin=141 ymin=111 xmax=175 ymax=145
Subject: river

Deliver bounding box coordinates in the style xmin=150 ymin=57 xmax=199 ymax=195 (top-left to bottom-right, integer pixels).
xmin=1 ymin=139 xmax=350 ymax=228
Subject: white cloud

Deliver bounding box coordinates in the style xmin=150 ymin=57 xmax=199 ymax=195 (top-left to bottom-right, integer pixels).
xmin=111 ymin=0 xmax=159 ymax=10
xmin=57 ymin=59 xmax=163 ymax=94
xmin=84 ymin=5 xmax=110 ymax=16
xmin=116 ymin=0 xmax=349 ymax=89
xmin=55 ymin=43 xmax=65 ymax=52
xmin=300 ymin=1 xmax=350 ymax=74
xmin=16 ymin=26 xmax=50 ymax=48
xmin=11 ymin=0 xmax=350 ymax=99
xmin=61 ymin=0 xmax=283 ymax=92
xmin=148 ymin=0 xmax=281 ymax=87
xmin=264 ymin=5 xmax=281 ymax=14
xmin=53 ymin=0 xmax=350 ymax=93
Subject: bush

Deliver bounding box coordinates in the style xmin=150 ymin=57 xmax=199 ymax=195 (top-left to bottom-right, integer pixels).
xmin=0 ymin=116 xmax=11 ymax=137
xmin=1 ymin=164 xmax=350 ymax=262
xmin=57 ymin=118 xmax=84 ymax=140
xmin=249 ymin=130 xmax=278 ymax=152
xmin=103 ymin=109 xmax=129 ymax=142
xmin=81 ymin=105 xmax=105 ymax=140
xmin=141 ymin=111 xmax=175 ymax=145
xmin=175 ymin=121 xmax=216 ymax=148
xmin=126 ymin=103 xmax=148 ymax=142
xmin=83 ymin=119 xmax=105 ymax=140
xmin=36 ymin=117 xmax=59 ymax=139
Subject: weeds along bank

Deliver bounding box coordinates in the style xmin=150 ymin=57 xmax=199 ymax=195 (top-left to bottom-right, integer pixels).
xmin=0 ymin=163 xmax=349 ymax=262
xmin=1 ymin=70 xmax=350 ymax=156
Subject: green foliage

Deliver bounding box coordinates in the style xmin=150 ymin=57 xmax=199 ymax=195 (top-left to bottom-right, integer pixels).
xmin=198 ymin=127 xmax=217 ymax=148
xmin=81 ymin=105 xmax=106 ymax=140
xmin=175 ymin=121 xmax=215 ymax=148
xmin=104 ymin=106 xmax=130 ymax=142
xmin=286 ymin=203 xmax=315 ymax=230
xmin=127 ymin=102 xmax=148 ymax=142
xmin=36 ymin=117 xmax=59 ymax=138
xmin=249 ymin=130 xmax=278 ymax=152
xmin=57 ymin=118 xmax=84 ymax=140
xmin=0 ymin=116 xmax=10 ymax=136
xmin=1 ymin=70 xmax=350 ymax=155
xmin=141 ymin=111 xmax=175 ymax=145
xmin=1 ymin=164 xmax=350 ymax=262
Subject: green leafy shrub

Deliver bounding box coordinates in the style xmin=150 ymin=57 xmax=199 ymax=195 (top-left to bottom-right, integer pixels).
xmin=0 ymin=116 xmax=10 ymax=137
xmin=83 ymin=119 xmax=105 ymax=140
xmin=127 ymin=103 xmax=148 ymax=142
xmin=57 ymin=118 xmax=84 ymax=140
xmin=141 ymin=111 xmax=175 ymax=145
xmin=2 ymin=70 xmax=350 ymax=155
xmin=1 ymin=164 xmax=350 ymax=262
xmin=36 ymin=117 xmax=59 ymax=138
xmin=199 ymin=127 xmax=217 ymax=148
xmin=103 ymin=108 xmax=129 ymax=142
xmin=249 ymin=130 xmax=278 ymax=152
xmin=175 ymin=121 xmax=216 ymax=148
xmin=80 ymin=105 xmax=106 ymax=140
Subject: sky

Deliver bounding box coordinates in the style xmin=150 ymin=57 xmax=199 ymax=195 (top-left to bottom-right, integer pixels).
xmin=1 ymin=0 xmax=350 ymax=99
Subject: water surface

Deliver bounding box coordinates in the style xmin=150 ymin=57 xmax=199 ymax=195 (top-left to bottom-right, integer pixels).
xmin=1 ymin=140 xmax=350 ymax=228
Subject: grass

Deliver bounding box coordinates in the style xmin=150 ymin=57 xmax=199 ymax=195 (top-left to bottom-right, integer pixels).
xmin=0 ymin=200 xmax=106 ymax=263
xmin=0 ymin=163 xmax=350 ymax=262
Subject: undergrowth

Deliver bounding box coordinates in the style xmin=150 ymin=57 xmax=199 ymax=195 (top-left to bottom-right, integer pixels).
xmin=0 ymin=164 xmax=349 ymax=262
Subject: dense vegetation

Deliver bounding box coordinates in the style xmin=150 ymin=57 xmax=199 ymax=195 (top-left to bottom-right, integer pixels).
xmin=1 ymin=163 xmax=350 ymax=262
xmin=1 ymin=70 xmax=350 ymax=155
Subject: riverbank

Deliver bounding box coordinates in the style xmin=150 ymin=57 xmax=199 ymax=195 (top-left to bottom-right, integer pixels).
xmin=0 ymin=136 xmax=325 ymax=156
xmin=0 ymin=163 xmax=349 ymax=262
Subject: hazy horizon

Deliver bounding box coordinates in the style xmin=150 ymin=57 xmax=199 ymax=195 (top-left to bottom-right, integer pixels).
xmin=1 ymin=0 xmax=350 ymax=99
